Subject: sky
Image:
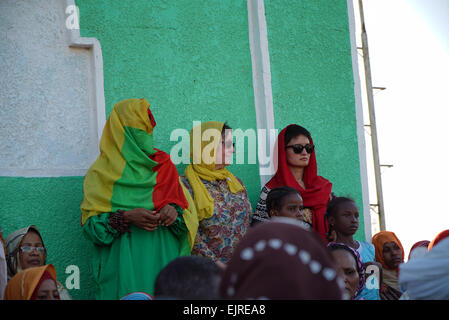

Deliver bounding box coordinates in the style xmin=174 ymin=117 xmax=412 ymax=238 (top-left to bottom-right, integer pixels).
xmin=353 ymin=0 xmax=449 ymax=258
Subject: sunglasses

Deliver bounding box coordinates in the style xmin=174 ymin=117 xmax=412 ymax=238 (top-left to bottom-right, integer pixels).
xmin=285 ymin=143 xmax=314 ymax=154
xmin=20 ymin=246 xmax=46 ymax=253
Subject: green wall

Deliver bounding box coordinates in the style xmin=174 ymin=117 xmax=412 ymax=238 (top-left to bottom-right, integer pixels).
xmin=265 ymin=0 xmax=365 ymax=240
xmin=0 ymin=177 xmax=93 ymax=299
xmin=76 ymin=0 xmax=261 ymax=203
xmin=0 ymin=0 xmax=365 ymax=300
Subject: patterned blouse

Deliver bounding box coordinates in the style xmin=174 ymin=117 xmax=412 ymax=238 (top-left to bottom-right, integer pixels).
xmin=181 ymin=176 xmax=253 ymax=264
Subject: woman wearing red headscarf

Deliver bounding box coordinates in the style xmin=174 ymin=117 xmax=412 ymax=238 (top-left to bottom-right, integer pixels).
xmin=428 ymin=229 xmax=449 ymax=251
xmin=372 ymin=231 xmax=405 ymax=300
xmin=253 ymin=124 xmax=333 ymax=241
xmin=408 ymin=240 xmax=430 ymax=261
xmin=4 ymin=264 xmax=60 ymax=300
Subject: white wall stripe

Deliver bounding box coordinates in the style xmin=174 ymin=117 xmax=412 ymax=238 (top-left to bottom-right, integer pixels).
xmin=247 ymin=0 xmax=276 ymax=188
xmin=347 ymin=0 xmax=372 ymax=241
xmin=67 ymin=0 xmax=106 ymax=152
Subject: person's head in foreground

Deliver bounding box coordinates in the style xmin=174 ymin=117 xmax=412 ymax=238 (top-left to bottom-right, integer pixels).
xmin=4 ymin=264 xmax=59 ymax=300
xmin=219 ymin=217 xmax=347 ymax=299
xmin=327 ymin=242 xmax=365 ymax=300
xmin=154 ymin=256 xmax=223 ymax=299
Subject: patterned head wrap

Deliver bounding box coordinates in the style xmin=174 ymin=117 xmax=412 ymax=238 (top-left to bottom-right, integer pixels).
xmin=327 ymin=242 xmax=366 ymax=299
xmin=219 ymin=217 xmax=347 ymax=300
xmin=5 ymin=226 xmax=45 ymax=278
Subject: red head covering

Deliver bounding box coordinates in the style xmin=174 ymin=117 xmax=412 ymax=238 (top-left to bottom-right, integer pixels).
xmin=408 ymin=240 xmax=430 ymax=260
xmin=372 ymin=231 xmax=404 ymax=270
xmin=4 ymin=264 xmax=58 ymax=300
xmin=428 ymin=230 xmax=449 ymax=251
xmin=30 ymin=270 xmax=59 ymax=300
xmin=266 ymin=125 xmax=332 ymax=241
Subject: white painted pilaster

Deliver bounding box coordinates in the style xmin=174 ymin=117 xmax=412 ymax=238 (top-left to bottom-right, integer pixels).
xmin=247 ymin=0 xmax=276 ymax=188
xmin=347 ymin=0 xmax=372 ymax=241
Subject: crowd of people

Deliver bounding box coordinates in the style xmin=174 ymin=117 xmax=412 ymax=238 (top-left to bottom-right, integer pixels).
xmin=1 ymin=98 xmax=448 ymax=300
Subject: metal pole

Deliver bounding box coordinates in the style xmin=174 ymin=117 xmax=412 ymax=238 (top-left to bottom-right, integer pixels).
xmin=358 ymin=0 xmax=386 ymax=231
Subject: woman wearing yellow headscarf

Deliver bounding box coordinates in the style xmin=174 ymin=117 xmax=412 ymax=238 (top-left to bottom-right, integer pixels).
xmin=181 ymin=121 xmax=253 ymax=264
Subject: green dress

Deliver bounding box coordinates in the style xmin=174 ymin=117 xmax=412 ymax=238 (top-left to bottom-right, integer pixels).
xmin=82 ymin=206 xmax=189 ymax=300
xmin=80 ymin=99 xmax=193 ymax=300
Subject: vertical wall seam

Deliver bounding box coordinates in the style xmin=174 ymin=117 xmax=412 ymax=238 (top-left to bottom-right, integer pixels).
xmin=247 ymin=0 xmax=276 ymax=188
xmin=347 ymin=0 xmax=372 ymax=241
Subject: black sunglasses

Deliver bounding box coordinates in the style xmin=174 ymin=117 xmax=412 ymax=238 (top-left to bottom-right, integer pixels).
xmin=285 ymin=143 xmax=314 ymax=154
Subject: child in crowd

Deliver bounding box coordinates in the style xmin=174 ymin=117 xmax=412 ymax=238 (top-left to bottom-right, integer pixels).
xmin=265 ymin=186 xmax=311 ymax=230
xmin=153 ymin=256 xmax=223 ymax=300
xmin=326 ymin=196 xmax=380 ymax=300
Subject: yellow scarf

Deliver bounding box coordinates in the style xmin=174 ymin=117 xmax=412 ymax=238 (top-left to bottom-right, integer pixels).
xmin=184 ymin=121 xmax=244 ymax=221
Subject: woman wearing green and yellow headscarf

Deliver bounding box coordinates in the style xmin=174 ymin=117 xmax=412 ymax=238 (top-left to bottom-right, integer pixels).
xmin=81 ymin=98 xmax=197 ymax=300
xmin=181 ymin=121 xmax=253 ymax=264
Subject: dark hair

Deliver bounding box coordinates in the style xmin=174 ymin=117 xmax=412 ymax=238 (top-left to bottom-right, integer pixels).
xmin=325 ymin=196 xmax=357 ymax=239
xmin=284 ymin=125 xmax=312 ymax=146
xmin=266 ymin=186 xmax=301 ymax=216
xmin=222 ymin=122 xmax=232 ymax=134
xmin=154 ymin=256 xmax=223 ymax=300
xmin=326 ymin=196 xmax=356 ymax=218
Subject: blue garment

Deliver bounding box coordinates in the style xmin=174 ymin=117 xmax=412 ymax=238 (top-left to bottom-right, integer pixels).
xmin=121 ymin=292 xmax=153 ymax=300
xmin=357 ymin=241 xmax=381 ymax=300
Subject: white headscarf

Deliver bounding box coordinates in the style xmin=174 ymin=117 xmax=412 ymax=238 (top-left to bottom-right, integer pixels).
xmin=399 ymin=237 xmax=449 ymax=299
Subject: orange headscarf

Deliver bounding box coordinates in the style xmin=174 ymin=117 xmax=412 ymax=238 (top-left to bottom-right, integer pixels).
xmin=372 ymin=231 xmax=404 ymax=270
xmin=4 ymin=264 xmax=57 ymax=300
xmin=428 ymin=229 xmax=449 ymax=251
